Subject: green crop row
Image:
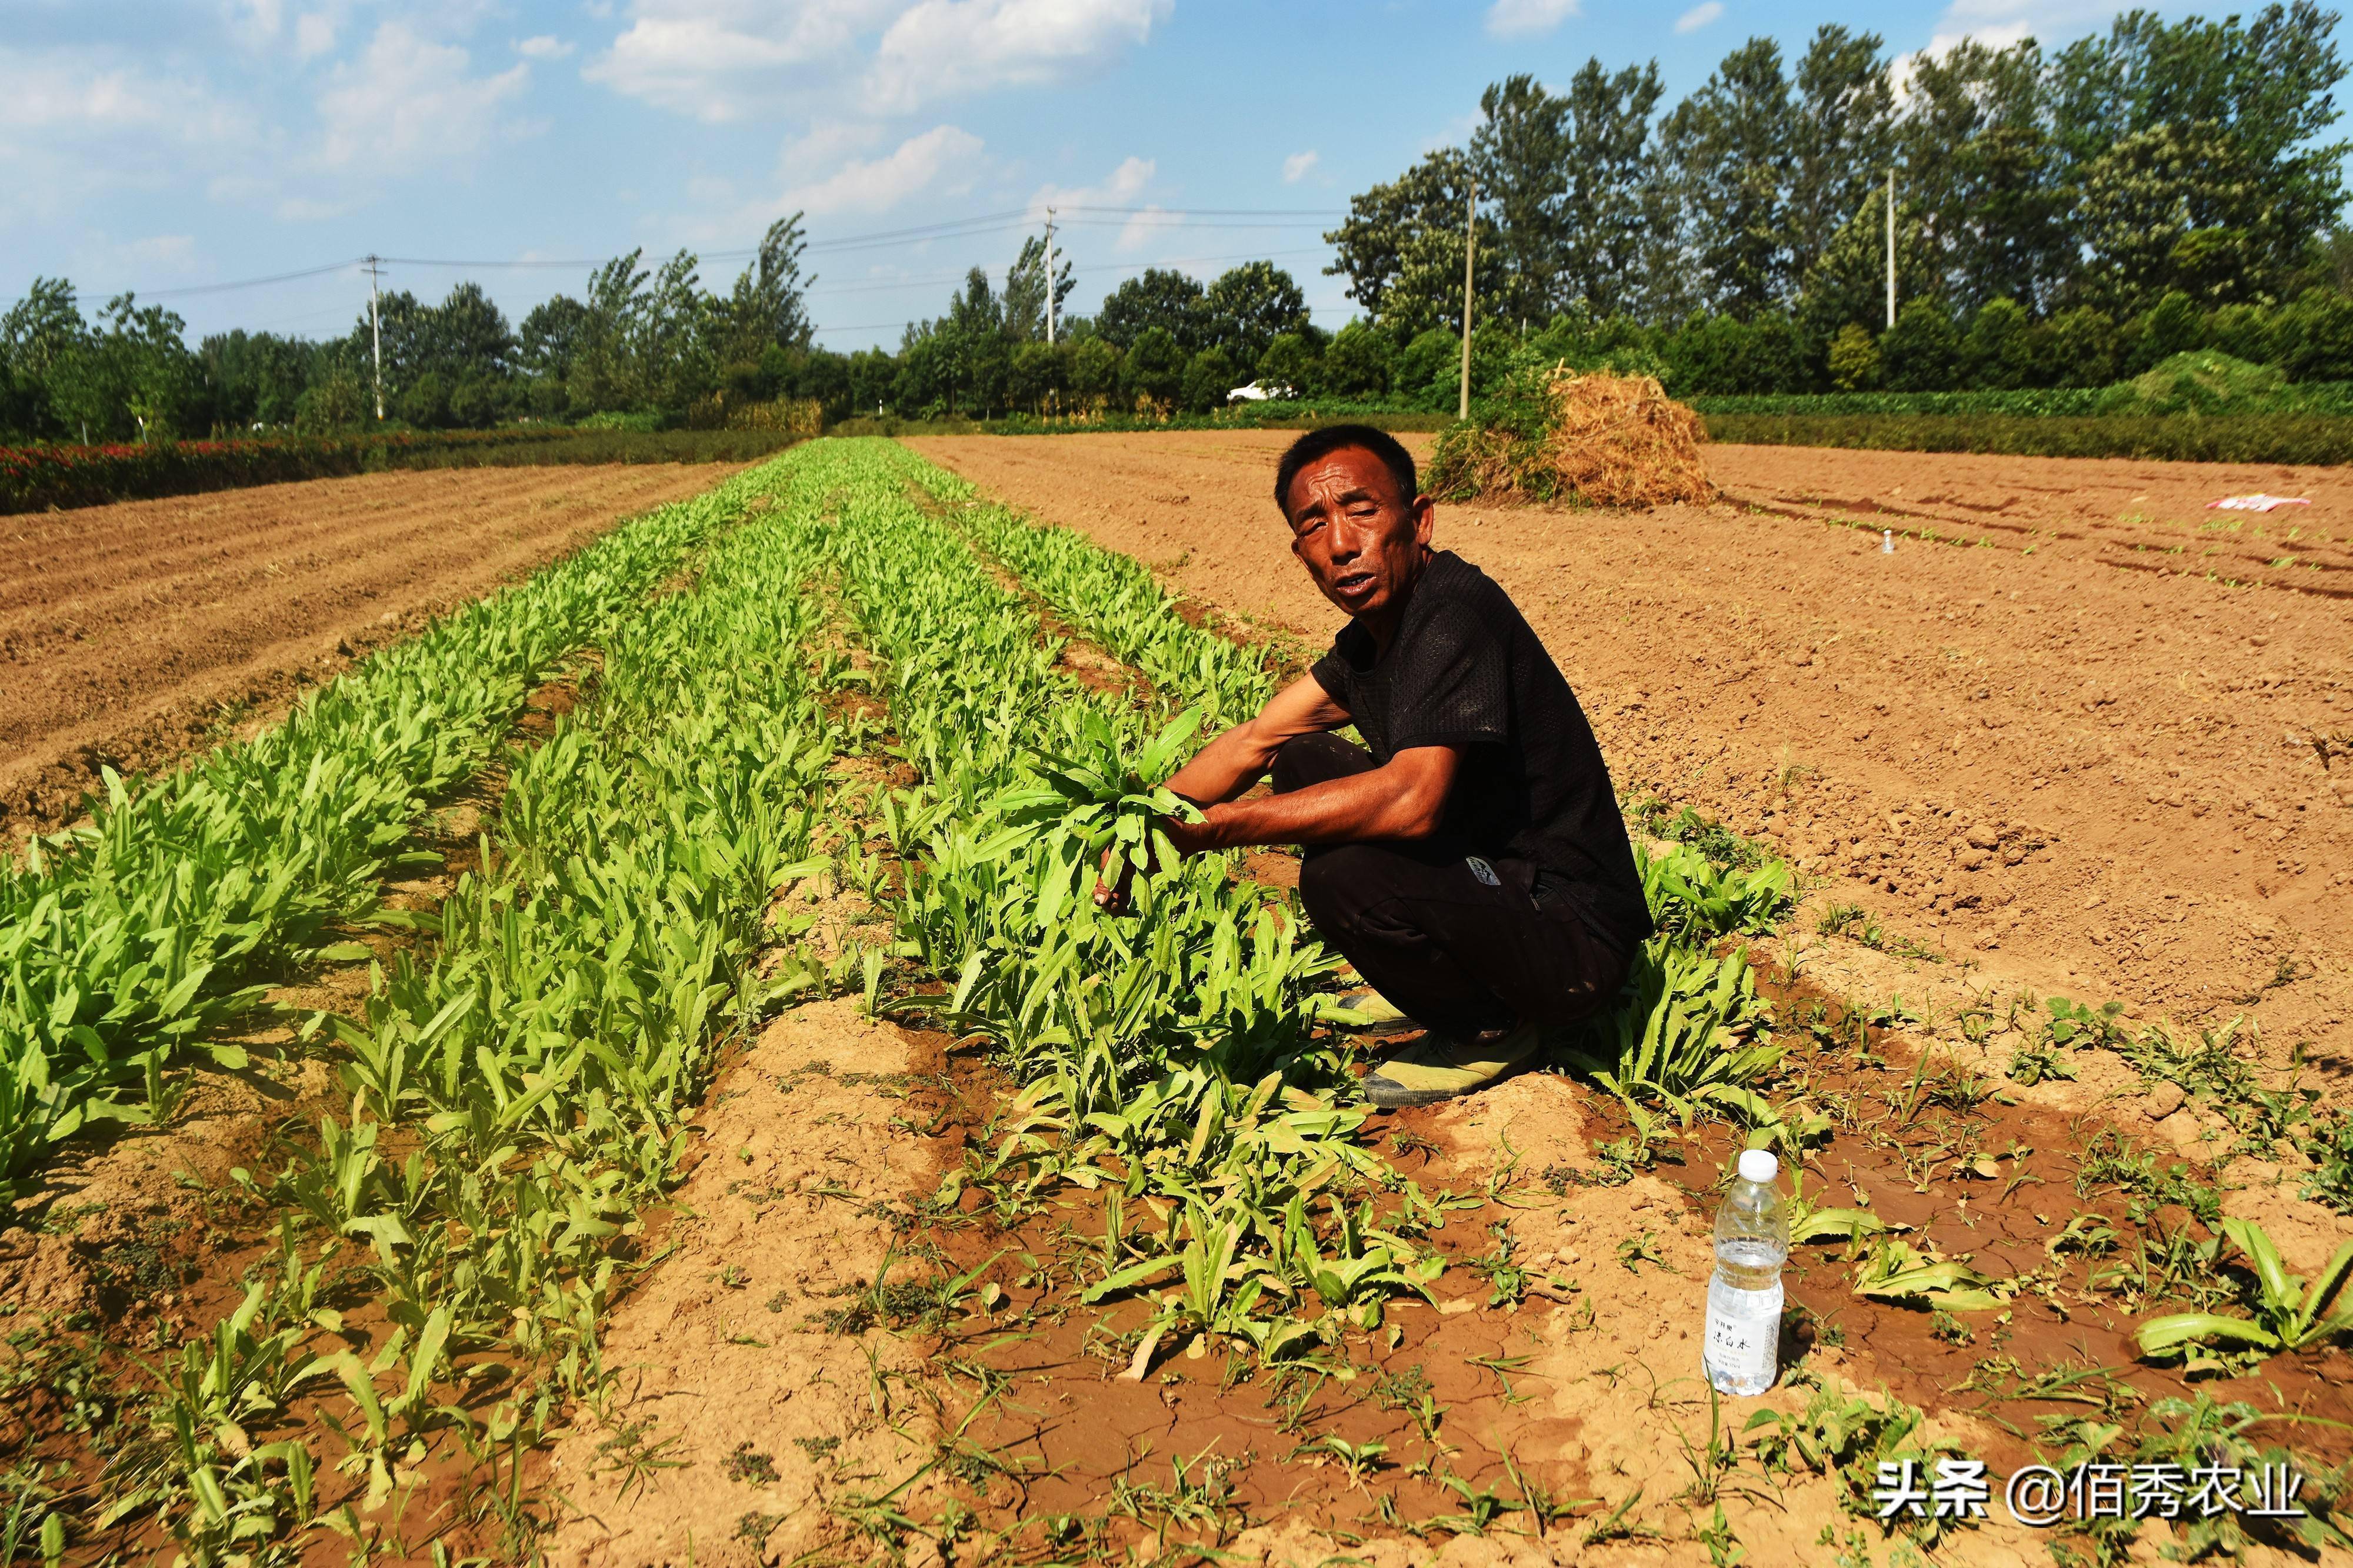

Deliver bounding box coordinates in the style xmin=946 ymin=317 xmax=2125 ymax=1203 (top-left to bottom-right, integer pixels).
xmin=1703 ymin=412 xmax=2353 ymax=465
xmin=81 ymin=452 xmax=846 ymax=1560
xmin=0 ymin=471 xmax=769 ymax=1193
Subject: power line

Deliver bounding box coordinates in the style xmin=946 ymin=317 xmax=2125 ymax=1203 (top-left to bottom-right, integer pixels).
xmin=141 ymin=258 xmax=365 ymax=299
xmin=105 ymin=206 xmax=1349 ymax=298
xmin=805 ymin=245 xmax=1333 ymax=298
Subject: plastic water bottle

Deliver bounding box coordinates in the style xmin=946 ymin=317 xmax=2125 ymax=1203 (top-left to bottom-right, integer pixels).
xmin=1703 ymin=1149 xmax=1789 ymax=1396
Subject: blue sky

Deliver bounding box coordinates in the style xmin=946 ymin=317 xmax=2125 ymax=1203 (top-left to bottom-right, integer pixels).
xmin=5 ymin=0 xmax=2187 ymax=352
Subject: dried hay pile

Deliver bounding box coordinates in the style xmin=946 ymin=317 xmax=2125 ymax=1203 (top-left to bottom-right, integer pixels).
xmin=1427 ymin=366 xmax=1717 ymax=508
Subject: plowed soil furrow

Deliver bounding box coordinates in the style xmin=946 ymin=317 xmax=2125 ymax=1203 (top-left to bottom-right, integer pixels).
xmin=906 ymin=432 xmax=2353 ymax=1081
xmin=0 ymin=465 xmax=639 ymax=613
xmin=1 ymin=463 xmax=737 ymax=836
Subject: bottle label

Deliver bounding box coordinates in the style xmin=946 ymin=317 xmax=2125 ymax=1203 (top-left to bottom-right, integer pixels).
xmin=1703 ymin=1279 xmax=1782 ymax=1388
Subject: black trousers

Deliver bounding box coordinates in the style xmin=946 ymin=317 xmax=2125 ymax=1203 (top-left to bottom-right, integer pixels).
xmin=1274 ymin=733 xmax=1631 ymax=1039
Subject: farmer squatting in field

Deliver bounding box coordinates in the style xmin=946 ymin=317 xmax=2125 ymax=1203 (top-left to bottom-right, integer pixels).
xmin=1095 ymin=424 xmax=1651 ymax=1107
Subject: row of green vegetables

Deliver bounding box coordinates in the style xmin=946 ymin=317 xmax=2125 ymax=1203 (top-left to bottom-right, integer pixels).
xmin=0 ymin=470 xmax=774 ymax=1195
xmin=50 ymin=455 xmax=850 ymax=1561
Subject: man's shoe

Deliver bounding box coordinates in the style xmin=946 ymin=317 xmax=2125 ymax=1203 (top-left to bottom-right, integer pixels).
xmin=1327 ymin=987 xmax=1415 ymax=1036
xmin=1362 ymin=1023 xmax=1542 ymax=1109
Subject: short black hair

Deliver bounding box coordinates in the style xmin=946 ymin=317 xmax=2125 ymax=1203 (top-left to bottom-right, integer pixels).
xmin=1273 ymin=423 xmax=1419 ymax=523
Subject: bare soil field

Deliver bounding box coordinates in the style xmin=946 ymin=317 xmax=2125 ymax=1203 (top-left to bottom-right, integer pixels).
xmin=906 ymin=433 xmax=2353 ymax=1080
xmin=0 ymin=462 xmax=737 ymax=836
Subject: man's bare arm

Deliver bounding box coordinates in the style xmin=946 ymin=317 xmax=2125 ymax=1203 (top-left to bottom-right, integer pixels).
xmin=1157 ymin=673 xmax=1459 ymax=851
xmin=1158 ymin=673 xmax=1349 ymax=805
xmin=1094 ymin=676 xmax=1458 ymax=908
xmin=1172 ymin=744 xmax=1457 ymax=851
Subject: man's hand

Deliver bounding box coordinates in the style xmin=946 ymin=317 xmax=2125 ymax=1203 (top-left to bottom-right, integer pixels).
xmin=1091 ymin=813 xmax=1217 ymax=913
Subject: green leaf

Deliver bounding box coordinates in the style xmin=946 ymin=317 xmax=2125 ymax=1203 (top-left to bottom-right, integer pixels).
xmin=2137 ymin=1312 xmax=2282 ymax=1356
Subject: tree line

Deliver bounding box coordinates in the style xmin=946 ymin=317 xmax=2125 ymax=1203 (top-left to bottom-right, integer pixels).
xmin=0 ymin=219 xmax=821 ymax=443
xmin=1326 ymin=3 xmax=2352 ymax=394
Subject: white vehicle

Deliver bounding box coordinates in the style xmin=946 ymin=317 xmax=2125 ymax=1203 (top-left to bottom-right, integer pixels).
xmin=1226 ymin=381 xmax=1276 ymax=403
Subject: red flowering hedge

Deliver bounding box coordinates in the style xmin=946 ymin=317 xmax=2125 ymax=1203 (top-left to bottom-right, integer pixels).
xmin=0 ymin=429 xmax=578 ymax=515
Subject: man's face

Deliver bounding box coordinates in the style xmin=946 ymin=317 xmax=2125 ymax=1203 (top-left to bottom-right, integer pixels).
xmin=1284 ymin=446 xmax=1435 ymax=623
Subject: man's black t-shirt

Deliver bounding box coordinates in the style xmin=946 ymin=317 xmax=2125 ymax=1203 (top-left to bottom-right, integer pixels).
xmin=1309 ymin=550 xmax=1652 ymax=953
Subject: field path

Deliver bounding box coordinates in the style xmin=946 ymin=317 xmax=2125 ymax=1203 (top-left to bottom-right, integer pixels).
xmin=1 ymin=462 xmax=737 ymax=836
xmin=906 ymin=432 xmax=2353 ymax=1076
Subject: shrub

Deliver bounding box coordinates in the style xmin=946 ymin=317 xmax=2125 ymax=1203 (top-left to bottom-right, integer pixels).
xmin=1318 ymin=321 xmax=1394 ymax=397
xmin=1121 ymin=326 xmax=1186 ymax=409
xmin=1397 ymin=327 xmax=1462 ymax=409
xmin=398 ymin=371 xmax=452 ymax=430
xmin=0 ymin=427 xmax=806 ymax=514
xmin=1181 ymin=346 xmax=1240 ymax=413
xmin=2092 ymin=351 xmax=2285 ymax=416
xmin=448 ymin=376 xmax=504 ymax=430
xmin=1827 ymin=324 xmax=1882 ymax=391
xmin=294 ymin=368 xmax=369 ymax=432
xmin=1882 ymin=300 xmax=1959 ymax=392
xmin=1962 ymin=299 xmax=2038 ymax=390
xmin=2128 ymin=291 xmax=2209 ymax=373
xmin=2277 ymin=289 xmax=2353 ymax=382
xmin=2044 ymin=306 xmax=2122 ymax=388
xmin=1255 ymin=332 xmax=1319 ymax=397
xmin=1069 ymin=337 xmax=1122 ymax=404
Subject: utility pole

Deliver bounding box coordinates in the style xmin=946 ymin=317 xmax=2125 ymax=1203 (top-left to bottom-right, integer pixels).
xmin=1044 ymin=208 xmax=1057 ymax=345
xmin=364 ymin=255 xmax=385 ymax=421
xmin=1458 ymin=176 xmax=1477 ymax=422
xmin=1884 ymin=171 xmax=1896 ymax=331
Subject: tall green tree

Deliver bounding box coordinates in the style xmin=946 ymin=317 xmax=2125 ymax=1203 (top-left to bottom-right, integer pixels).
xmin=1003 ymin=234 xmax=1076 ymax=344
xmin=1324 ymin=148 xmax=1504 ymax=335
xmin=1 ymin=278 xmax=85 ymax=438
xmin=1654 ymin=37 xmax=1796 ymax=316
xmin=2052 ymin=4 xmax=2348 ymax=308
xmin=1787 ymin=26 xmax=1895 ymax=284
xmin=1904 ymin=39 xmax=2070 ymax=313
xmin=1096 ymin=269 xmax=1208 ymax=351
xmin=1561 ymin=59 xmax=1667 ymax=319
xmin=715 ymin=213 xmax=814 ymax=364
xmin=1202 ymin=261 xmax=1309 ymax=366
xmin=1469 ymin=75 xmax=1571 ymax=326
xmin=48 ymin=294 xmax=199 ymax=442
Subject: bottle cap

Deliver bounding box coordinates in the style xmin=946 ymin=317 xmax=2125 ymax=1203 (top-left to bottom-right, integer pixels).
xmin=1737 ymin=1149 xmax=1778 ymax=1185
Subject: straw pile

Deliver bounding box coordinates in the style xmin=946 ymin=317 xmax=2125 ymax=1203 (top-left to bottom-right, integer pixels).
xmin=1427 ymin=366 xmax=1717 ymax=508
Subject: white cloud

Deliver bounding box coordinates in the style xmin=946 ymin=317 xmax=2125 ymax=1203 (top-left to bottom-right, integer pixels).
xmin=125 ymin=233 xmax=198 ymax=269
xmin=865 ymin=0 xmax=1170 ymax=115
xmin=1674 ymin=1 xmax=1722 ymax=34
xmin=584 ymin=0 xmax=901 ymax=122
xmin=294 ymin=12 xmax=338 ymax=58
xmin=1483 ymin=0 xmax=1578 ymax=38
xmin=311 ymin=22 xmax=531 ymax=171
xmin=0 ymin=49 xmax=249 ymax=138
xmin=1916 ymin=0 xmax=2117 ymax=60
xmin=1028 ymin=152 xmax=1152 ymax=214
xmin=779 ymin=122 xmax=984 ymax=215
xmin=516 ymin=34 xmax=577 ymax=59
xmin=232 ymin=0 xmax=288 ymax=49
xmin=1281 ymin=149 xmax=1318 ymax=183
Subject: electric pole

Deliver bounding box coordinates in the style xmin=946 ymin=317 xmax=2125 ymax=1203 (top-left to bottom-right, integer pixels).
xmin=364 ymin=255 xmax=385 ymax=421
xmin=1458 ymin=176 xmax=1477 ymax=422
xmin=1044 ymin=208 xmax=1057 ymax=346
xmin=1884 ymin=171 xmax=1896 ymax=331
